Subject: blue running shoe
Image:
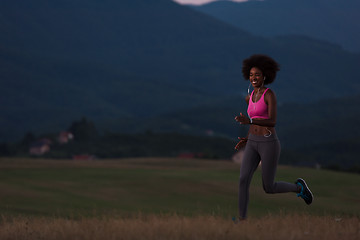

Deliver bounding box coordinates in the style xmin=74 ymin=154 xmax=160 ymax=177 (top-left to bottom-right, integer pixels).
xmin=232 ymin=217 xmax=246 ymax=224
xmin=295 ymin=178 xmax=313 ymax=205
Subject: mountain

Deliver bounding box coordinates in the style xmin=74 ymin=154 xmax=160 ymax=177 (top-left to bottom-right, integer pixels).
xmin=0 ymin=0 xmax=254 ymax=140
xmin=0 ymin=0 xmax=360 ymax=141
xmin=193 ymin=0 xmax=360 ymax=52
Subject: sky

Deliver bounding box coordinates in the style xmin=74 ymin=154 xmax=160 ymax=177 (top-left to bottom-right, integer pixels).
xmin=173 ymin=0 xmax=248 ymax=6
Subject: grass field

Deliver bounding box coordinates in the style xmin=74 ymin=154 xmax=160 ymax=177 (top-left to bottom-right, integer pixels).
xmin=0 ymin=157 xmax=359 ymax=239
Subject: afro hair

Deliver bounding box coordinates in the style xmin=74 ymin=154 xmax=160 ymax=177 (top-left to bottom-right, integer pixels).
xmin=242 ymin=54 xmax=280 ymax=84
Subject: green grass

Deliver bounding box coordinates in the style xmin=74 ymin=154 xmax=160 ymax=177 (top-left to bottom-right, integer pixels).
xmin=0 ymin=158 xmax=359 ymax=218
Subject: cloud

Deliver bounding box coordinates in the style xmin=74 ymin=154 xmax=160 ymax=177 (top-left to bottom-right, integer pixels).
xmin=173 ymin=0 xmax=248 ymax=6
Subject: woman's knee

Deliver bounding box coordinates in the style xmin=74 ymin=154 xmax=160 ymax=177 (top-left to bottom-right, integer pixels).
xmin=239 ymin=174 xmax=250 ymax=187
xmin=263 ymin=183 xmax=276 ymax=194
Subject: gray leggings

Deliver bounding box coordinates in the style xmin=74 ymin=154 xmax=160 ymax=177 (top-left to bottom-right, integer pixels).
xmin=238 ymin=133 xmax=298 ymax=219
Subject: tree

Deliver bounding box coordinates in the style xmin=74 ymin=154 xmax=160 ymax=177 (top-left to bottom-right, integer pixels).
xmin=68 ymin=118 xmax=99 ymax=142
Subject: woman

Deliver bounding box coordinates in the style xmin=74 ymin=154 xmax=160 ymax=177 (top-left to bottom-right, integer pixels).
xmin=234 ymin=54 xmax=313 ymax=221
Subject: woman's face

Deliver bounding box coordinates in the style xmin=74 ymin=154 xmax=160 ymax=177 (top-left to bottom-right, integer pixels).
xmin=249 ymin=67 xmax=265 ymax=88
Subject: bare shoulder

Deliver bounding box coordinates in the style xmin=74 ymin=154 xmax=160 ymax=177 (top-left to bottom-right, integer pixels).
xmin=264 ymin=88 xmax=277 ymax=103
xmin=265 ymin=88 xmax=276 ymax=97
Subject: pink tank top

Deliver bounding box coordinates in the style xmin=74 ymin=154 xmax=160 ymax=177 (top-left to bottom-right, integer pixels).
xmin=247 ymin=88 xmax=269 ymax=119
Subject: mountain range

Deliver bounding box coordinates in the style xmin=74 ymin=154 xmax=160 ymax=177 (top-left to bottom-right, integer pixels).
xmin=0 ymin=0 xmax=359 ymax=141
xmin=193 ymin=0 xmax=360 ymax=52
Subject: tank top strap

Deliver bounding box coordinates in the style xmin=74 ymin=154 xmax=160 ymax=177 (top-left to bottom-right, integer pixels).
xmin=250 ymin=90 xmax=255 ymax=98
xmin=261 ymin=88 xmax=269 ymax=99
xmin=263 ymin=88 xmax=269 ymax=95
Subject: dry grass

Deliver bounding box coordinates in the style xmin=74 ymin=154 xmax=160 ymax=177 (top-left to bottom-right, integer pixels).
xmin=0 ymin=214 xmax=358 ymax=240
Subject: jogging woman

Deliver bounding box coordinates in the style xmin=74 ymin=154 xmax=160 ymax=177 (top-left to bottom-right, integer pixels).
xmin=234 ymin=54 xmax=313 ymax=221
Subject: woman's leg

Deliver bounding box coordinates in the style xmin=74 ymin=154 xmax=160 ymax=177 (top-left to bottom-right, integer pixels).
xmin=259 ymin=140 xmax=298 ymax=193
xmin=238 ymin=140 xmax=261 ymax=219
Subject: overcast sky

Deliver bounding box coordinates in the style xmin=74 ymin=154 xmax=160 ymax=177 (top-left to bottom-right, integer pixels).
xmin=173 ymin=0 xmax=248 ymax=6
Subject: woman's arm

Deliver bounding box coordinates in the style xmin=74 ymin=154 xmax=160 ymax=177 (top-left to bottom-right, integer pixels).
xmin=234 ymin=95 xmax=251 ymax=150
xmin=245 ymin=94 xmax=250 ymax=105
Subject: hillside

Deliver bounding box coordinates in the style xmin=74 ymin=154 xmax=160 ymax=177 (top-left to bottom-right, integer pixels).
xmin=108 ymin=94 xmax=360 ymax=169
xmin=0 ymin=0 xmax=360 ymax=141
xmin=4 ymin=92 xmax=358 ymax=170
xmin=193 ymin=0 xmax=360 ymax=52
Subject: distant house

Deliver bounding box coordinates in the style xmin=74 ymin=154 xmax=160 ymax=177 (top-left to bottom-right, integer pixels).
xmin=178 ymin=152 xmax=204 ymax=159
xmin=72 ymin=154 xmax=96 ymax=161
xmin=232 ymin=149 xmax=261 ymax=166
xmin=29 ymin=138 xmax=52 ymax=155
xmin=58 ymin=131 xmax=74 ymax=144
xmin=232 ymin=149 xmax=244 ymax=164
xmin=205 ymin=129 xmax=214 ymax=136
xmin=178 ymin=152 xmax=196 ymax=159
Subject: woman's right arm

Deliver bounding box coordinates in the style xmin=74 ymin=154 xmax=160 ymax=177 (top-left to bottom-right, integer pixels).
xmin=245 ymin=95 xmax=250 ymax=105
xmin=234 ymin=95 xmax=250 ymax=150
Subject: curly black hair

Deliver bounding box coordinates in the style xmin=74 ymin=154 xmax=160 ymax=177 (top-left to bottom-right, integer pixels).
xmin=242 ymin=54 xmax=280 ymax=84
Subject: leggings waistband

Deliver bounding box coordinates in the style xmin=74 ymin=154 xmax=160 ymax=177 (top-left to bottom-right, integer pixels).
xmin=248 ymin=133 xmax=278 ymax=142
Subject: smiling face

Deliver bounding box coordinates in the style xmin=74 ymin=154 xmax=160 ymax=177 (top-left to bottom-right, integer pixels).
xmin=249 ymin=67 xmax=265 ymax=88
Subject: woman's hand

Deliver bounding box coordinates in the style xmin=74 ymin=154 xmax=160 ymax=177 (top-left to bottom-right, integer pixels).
xmin=235 ymin=137 xmax=247 ymax=150
xmin=235 ymin=113 xmax=251 ymax=125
